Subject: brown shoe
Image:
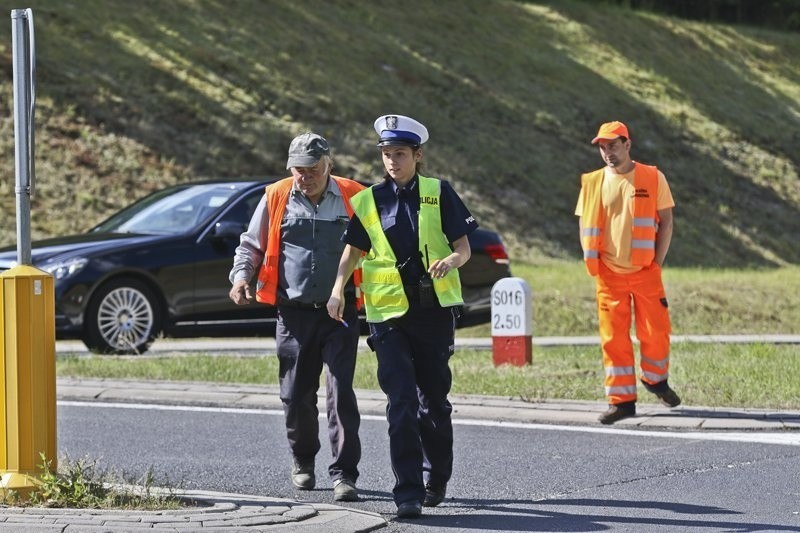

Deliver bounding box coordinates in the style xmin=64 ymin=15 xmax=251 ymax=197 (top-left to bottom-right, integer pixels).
xmin=598 ymin=402 xmax=636 ymax=424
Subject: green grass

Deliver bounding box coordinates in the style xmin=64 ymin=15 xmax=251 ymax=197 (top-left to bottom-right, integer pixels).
xmin=3 ymin=453 xmax=182 ymax=509
xmin=54 ymin=258 xmax=800 ymax=410
xmin=460 ymin=260 xmax=800 ymax=337
xmin=56 ymin=342 xmax=800 ymax=410
xmin=1 ymin=0 xmax=799 ymax=268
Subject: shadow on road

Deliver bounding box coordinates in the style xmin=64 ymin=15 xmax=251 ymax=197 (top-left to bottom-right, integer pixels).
xmin=406 ymin=497 xmax=800 ymax=532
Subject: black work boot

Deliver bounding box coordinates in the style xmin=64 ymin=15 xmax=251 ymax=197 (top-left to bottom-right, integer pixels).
xmin=642 ymin=380 xmax=682 ymax=407
xmin=423 ymin=483 xmax=447 ymax=507
xmin=396 ymin=500 xmax=422 ymax=518
xmin=598 ymin=401 xmax=636 ymax=424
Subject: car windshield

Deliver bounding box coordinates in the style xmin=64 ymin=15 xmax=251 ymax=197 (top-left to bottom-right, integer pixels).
xmin=92 ymin=183 xmax=250 ymax=235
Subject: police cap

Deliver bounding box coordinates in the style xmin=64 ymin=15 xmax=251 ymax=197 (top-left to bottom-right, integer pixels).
xmin=374 ymin=114 xmax=429 ymax=147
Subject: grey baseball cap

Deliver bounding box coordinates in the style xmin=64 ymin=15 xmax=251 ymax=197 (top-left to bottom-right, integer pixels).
xmin=286 ymin=132 xmax=330 ymax=169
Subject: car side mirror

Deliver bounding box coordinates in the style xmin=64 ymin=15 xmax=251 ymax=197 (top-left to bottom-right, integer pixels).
xmin=212 ymin=221 xmax=245 ymax=240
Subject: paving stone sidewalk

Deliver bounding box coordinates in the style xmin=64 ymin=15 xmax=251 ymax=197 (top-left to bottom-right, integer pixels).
xmin=0 ymin=489 xmax=386 ymax=532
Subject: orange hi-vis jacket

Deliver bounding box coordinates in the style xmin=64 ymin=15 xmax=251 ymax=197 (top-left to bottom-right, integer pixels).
xmin=579 ymin=163 xmax=659 ymax=276
xmin=255 ymin=176 xmax=365 ymax=307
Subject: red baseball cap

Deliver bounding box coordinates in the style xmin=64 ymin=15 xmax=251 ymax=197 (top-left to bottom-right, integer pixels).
xmin=591 ymin=121 xmax=629 ymax=144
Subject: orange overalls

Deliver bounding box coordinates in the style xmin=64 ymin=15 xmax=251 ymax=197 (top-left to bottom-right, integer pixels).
xmin=579 ymin=163 xmax=671 ymax=405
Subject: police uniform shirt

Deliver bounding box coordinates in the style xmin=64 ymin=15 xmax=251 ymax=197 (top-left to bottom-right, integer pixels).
xmin=344 ymin=175 xmax=479 ymax=286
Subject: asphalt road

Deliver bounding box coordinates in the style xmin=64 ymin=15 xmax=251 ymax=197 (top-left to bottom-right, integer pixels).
xmin=58 ymin=400 xmax=800 ymax=532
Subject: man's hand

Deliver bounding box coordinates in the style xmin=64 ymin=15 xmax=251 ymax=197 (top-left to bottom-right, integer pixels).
xmin=229 ymin=280 xmax=253 ymax=305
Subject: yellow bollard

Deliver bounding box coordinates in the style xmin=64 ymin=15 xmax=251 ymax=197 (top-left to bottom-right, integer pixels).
xmin=0 ymin=265 xmax=56 ymax=498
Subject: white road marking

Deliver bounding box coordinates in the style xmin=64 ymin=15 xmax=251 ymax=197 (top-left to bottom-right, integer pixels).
xmin=452 ymin=418 xmax=800 ymax=446
xmin=59 ymin=400 xmax=800 ymax=447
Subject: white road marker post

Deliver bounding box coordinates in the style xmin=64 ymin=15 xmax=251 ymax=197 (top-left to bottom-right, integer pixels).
xmin=490 ymin=277 xmax=532 ymax=366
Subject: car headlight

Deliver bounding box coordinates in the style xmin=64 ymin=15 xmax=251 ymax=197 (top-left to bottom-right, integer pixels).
xmin=41 ymin=257 xmax=89 ymax=280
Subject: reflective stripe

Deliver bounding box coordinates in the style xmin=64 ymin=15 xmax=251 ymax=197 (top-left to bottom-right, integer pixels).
xmin=631 ymin=239 xmax=655 ymax=249
xmin=360 ymin=209 xmax=380 ymax=229
xmin=433 ymin=274 xmax=460 ymax=294
xmin=361 ymin=270 xmax=403 ymax=284
xmin=584 ymin=250 xmax=599 ymax=259
xmin=605 ymin=385 xmax=637 ymax=396
xmin=633 ymin=217 xmax=656 ymax=228
xmin=365 ymin=293 xmax=407 ymax=309
xmin=641 ymin=355 xmax=669 ymax=369
xmin=581 ymin=227 xmax=601 ymax=237
xmin=604 ymin=365 xmax=635 ymax=377
xmin=642 ymin=370 xmax=668 ymax=382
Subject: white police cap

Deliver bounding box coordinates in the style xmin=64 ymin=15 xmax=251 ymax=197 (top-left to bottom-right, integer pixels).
xmin=374 ymin=114 xmax=429 ymax=147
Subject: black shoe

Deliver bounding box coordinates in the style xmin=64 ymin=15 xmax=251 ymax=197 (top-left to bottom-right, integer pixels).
xmin=642 ymin=380 xmax=682 ymax=407
xmin=396 ymin=500 xmax=422 ymax=519
xmin=423 ymin=483 xmax=447 ymax=507
xmin=655 ymin=386 xmax=681 ymax=407
xmin=598 ymin=401 xmax=636 ymax=424
xmin=291 ymin=460 xmax=315 ymax=490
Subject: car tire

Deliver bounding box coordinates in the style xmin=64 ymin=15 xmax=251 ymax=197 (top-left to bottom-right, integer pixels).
xmin=82 ymin=277 xmax=163 ymax=355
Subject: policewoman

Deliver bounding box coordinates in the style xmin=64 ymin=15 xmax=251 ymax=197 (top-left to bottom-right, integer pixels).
xmin=327 ymin=115 xmax=478 ymax=518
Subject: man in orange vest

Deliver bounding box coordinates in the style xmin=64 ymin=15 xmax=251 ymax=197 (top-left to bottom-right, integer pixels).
xmin=228 ymin=133 xmax=365 ymax=499
xmin=575 ymin=121 xmax=681 ymax=424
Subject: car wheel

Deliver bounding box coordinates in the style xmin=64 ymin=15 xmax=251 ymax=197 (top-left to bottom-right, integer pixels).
xmin=83 ymin=278 xmax=163 ymax=355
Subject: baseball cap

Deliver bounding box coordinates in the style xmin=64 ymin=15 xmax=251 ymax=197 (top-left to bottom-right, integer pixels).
xmin=374 ymin=114 xmax=429 ymax=147
xmin=286 ymin=133 xmax=330 ymax=169
xmin=591 ymin=121 xmax=630 ymax=144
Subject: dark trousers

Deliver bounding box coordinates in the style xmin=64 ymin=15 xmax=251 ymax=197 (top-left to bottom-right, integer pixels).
xmin=369 ymin=303 xmax=456 ymax=505
xmin=276 ymin=303 xmax=361 ymax=482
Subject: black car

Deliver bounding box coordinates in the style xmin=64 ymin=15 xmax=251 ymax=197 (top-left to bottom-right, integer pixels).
xmin=0 ymin=180 xmax=511 ymax=354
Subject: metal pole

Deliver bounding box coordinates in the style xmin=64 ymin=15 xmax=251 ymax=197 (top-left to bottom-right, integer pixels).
xmin=2 ymin=10 xmax=55 ymax=500
xmin=11 ymin=8 xmax=35 ymax=266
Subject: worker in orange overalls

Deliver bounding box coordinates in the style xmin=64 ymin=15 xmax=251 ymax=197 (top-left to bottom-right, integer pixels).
xmin=575 ymin=121 xmax=681 ymax=424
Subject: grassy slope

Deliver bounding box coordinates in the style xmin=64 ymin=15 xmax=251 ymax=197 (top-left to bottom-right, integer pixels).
xmin=0 ymin=0 xmax=798 ymax=268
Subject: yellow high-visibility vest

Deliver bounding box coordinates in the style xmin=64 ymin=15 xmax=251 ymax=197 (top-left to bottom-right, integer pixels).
xmin=350 ymin=175 xmax=463 ymax=322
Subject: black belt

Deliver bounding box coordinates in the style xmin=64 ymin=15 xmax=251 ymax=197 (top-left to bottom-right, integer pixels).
xmin=277 ymin=298 xmax=327 ymax=309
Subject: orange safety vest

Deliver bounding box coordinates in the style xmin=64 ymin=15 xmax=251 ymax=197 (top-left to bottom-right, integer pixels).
xmin=580 ymin=163 xmax=659 ymax=276
xmin=255 ymin=176 xmax=365 ymax=307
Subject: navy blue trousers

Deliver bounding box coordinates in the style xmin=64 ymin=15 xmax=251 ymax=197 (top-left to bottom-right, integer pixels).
xmin=369 ymin=303 xmax=456 ymax=505
xmin=276 ymin=303 xmax=361 ymax=482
